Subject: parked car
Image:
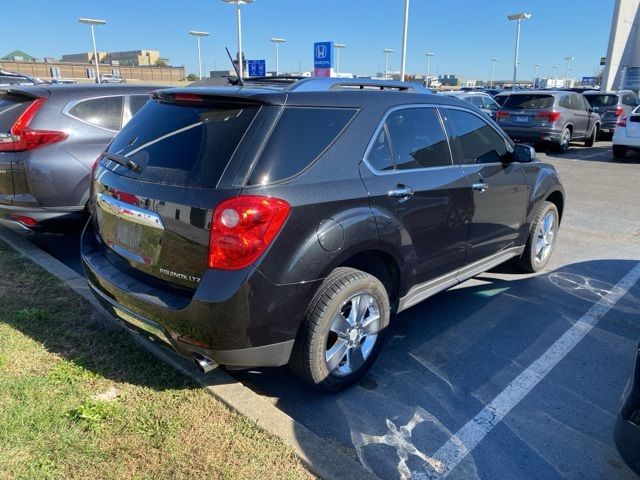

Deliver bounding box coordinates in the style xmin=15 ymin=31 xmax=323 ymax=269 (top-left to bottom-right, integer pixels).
xmin=50 ymin=78 xmax=78 ymax=85
xmin=495 ymin=91 xmax=600 ymax=153
xmin=81 ymin=78 xmax=564 ymax=392
xmin=583 ymin=90 xmax=639 ymax=139
xmin=445 ymin=91 xmax=501 ymax=120
xmin=614 ymin=338 xmax=640 ymax=475
xmin=611 ymin=105 xmax=640 ymax=159
xmin=0 ymin=84 xmax=158 ymax=230
xmin=479 ymin=88 xmax=503 ymax=98
xmin=0 ymin=70 xmax=48 ymax=87
xmin=100 ymin=74 xmax=126 ymax=84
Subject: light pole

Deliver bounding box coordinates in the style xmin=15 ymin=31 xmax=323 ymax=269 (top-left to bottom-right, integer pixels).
xmin=552 ymin=65 xmax=559 ymax=87
xmin=222 ymin=0 xmax=254 ymax=79
xmin=189 ymin=31 xmax=210 ymax=79
xmin=270 ymin=38 xmax=286 ymax=75
xmin=508 ymin=12 xmax=531 ymax=90
xmin=334 ymin=43 xmax=346 ymax=76
xmin=383 ymin=48 xmax=394 ymax=80
xmin=533 ymin=63 xmax=541 ymax=88
xmin=400 ymin=0 xmax=410 ymax=81
xmin=425 ymin=52 xmax=435 ymax=86
xmin=490 ymin=57 xmax=499 ymax=87
xmin=564 ymin=56 xmax=574 ymax=87
xmin=79 ymin=18 xmax=106 ymax=83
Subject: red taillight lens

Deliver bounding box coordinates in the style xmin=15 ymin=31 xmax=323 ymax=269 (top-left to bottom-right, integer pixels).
xmin=618 ymin=116 xmax=627 ymax=127
xmin=0 ymin=98 xmax=67 ymax=152
xmin=535 ymin=111 xmax=561 ymax=122
xmin=10 ymin=215 xmax=38 ymax=227
xmin=208 ymin=196 xmax=291 ymax=270
xmin=615 ymin=106 xmax=625 ymax=117
xmin=496 ymin=110 xmax=509 ymax=120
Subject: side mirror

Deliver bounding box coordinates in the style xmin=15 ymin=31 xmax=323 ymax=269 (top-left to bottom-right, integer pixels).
xmin=513 ymin=143 xmax=536 ymax=163
xmin=590 ymin=106 xmax=599 ymax=113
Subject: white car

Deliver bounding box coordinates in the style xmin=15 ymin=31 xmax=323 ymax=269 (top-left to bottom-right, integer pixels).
xmin=612 ymin=105 xmax=640 ymax=159
xmin=99 ymin=74 xmax=126 ymax=84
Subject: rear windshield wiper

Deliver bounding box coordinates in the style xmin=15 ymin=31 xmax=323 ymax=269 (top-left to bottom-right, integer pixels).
xmin=103 ymin=152 xmax=143 ymax=174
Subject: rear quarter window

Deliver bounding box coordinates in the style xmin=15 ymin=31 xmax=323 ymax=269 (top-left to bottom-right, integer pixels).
xmin=68 ymin=96 xmax=124 ymax=131
xmin=247 ymin=107 xmax=356 ymax=186
xmin=584 ymin=94 xmax=619 ymax=108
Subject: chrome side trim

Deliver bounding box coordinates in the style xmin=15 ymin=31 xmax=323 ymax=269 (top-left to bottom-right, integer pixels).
xmin=397 ymin=246 xmax=525 ymax=312
xmin=97 ymin=194 xmax=165 ymax=230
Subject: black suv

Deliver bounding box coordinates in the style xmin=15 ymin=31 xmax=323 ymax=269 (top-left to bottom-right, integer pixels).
xmin=81 ymin=78 xmax=565 ymax=391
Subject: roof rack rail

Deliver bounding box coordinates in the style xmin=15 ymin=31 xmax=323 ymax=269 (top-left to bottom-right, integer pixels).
xmin=229 ymin=75 xmax=304 ymax=87
xmin=287 ymin=77 xmax=431 ymax=93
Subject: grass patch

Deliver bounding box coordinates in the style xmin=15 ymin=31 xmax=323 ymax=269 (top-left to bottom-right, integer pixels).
xmin=0 ymin=240 xmax=313 ymax=479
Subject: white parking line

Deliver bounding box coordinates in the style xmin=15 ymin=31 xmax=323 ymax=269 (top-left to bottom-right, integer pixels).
xmin=425 ymin=262 xmax=640 ymax=479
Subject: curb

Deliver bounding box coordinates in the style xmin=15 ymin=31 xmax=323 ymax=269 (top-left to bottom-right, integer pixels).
xmin=0 ymin=225 xmax=378 ymax=480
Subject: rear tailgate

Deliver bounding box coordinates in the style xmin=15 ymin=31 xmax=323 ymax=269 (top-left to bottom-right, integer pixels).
xmin=92 ymin=93 xmax=268 ymax=289
xmin=497 ymin=94 xmax=556 ymax=127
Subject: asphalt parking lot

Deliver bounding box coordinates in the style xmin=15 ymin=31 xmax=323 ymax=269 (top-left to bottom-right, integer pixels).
xmin=22 ymin=140 xmax=640 ymax=479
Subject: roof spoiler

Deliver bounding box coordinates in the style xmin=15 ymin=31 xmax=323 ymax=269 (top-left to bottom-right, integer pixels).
xmin=287 ymin=78 xmax=432 ymax=93
xmin=150 ymin=89 xmax=272 ymax=106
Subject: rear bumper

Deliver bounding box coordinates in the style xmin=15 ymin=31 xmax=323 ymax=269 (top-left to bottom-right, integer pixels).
xmin=81 ymin=220 xmax=321 ymax=368
xmin=0 ymin=203 xmax=84 ymax=230
xmin=499 ymin=126 xmax=564 ymax=144
xmin=612 ymin=129 xmax=640 ymax=149
xmin=614 ymin=342 xmax=640 ymax=474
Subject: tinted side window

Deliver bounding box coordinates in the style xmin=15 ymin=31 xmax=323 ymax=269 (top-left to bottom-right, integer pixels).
xmin=386 ymin=107 xmax=451 ymax=170
xmin=367 ymin=128 xmax=395 ymax=171
xmin=247 ymin=107 xmax=356 ymax=185
xmin=128 ymin=95 xmax=150 ymax=117
xmin=69 ymin=96 xmax=124 ymax=130
xmin=447 ymin=109 xmax=509 ymax=165
xmin=468 ymin=96 xmax=484 ymax=107
xmin=559 ymin=96 xmax=571 ymax=109
xmin=623 ymin=93 xmax=638 ymax=106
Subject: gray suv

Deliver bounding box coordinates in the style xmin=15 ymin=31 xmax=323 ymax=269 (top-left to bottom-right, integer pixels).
xmin=496 ymin=91 xmax=601 ymax=153
xmin=0 ymin=84 xmax=158 ymax=230
xmin=583 ymin=90 xmax=639 ymax=139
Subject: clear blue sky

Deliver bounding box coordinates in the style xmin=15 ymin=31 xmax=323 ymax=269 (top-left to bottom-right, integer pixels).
xmin=1 ymin=0 xmax=612 ymax=80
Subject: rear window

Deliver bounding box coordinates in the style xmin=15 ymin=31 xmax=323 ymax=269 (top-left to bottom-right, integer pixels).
xmin=503 ymin=95 xmax=555 ymax=110
xmin=247 ymin=107 xmax=356 ymax=186
xmin=107 ymin=99 xmax=259 ymax=188
xmin=584 ymin=94 xmax=618 ymax=108
xmin=0 ymin=93 xmax=32 ymax=133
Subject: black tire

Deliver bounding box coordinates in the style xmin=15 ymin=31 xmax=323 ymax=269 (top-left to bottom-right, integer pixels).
xmin=555 ymin=127 xmax=572 ymax=154
xmin=613 ymin=145 xmax=628 ymax=159
xmin=517 ymin=201 xmax=559 ymax=273
xmin=584 ymin=125 xmax=598 ymax=147
xmin=289 ymin=267 xmax=390 ymax=392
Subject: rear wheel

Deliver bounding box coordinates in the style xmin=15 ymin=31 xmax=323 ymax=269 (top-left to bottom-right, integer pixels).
xmin=555 ymin=127 xmax=572 ymax=154
xmin=290 ymin=267 xmax=390 ymax=392
xmin=584 ymin=125 xmax=598 ymax=147
xmin=517 ymin=201 xmax=559 ymax=273
xmin=613 ymin=145 xmax=628 ymax=159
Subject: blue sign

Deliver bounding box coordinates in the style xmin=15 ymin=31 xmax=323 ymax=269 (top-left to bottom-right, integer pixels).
xmin=313 ymin=42 xmax=334 ymax=69
xmin=247 ymin=60 xmax=266 ymax=77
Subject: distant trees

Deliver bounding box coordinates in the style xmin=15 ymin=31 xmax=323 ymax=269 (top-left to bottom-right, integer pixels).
xmin=186 ymin=73 xmax=198 ymax=81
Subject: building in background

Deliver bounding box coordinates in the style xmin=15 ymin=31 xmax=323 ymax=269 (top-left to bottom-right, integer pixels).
xmin=1 ymin=50 xmax=37 ymax=62
xmin=61 ymin=52 xmax=108 ymax=63
xmin=602 ymin=0 xmax=640 ymax=91
xmin=106 ymin=50 xmax=161 ymax=66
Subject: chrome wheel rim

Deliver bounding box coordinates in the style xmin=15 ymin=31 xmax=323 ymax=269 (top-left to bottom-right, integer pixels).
xmin=325 ymin=293 xmax=381 ymax=377
xmin=562 ymin=129 xmax=571 ymax=148
xmin=535 ymin=212 xmax=556 ymax=264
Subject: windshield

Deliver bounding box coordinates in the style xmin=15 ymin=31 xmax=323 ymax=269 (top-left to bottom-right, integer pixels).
xmin=503 ymin=95 xmax=555 ymax=110
xmin=584 ymin=94 xmax=618 ymax=108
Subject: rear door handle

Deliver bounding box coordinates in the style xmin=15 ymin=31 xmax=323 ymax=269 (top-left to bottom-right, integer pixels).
xmin=472 ymin=181 xmax=489 ymax=193
xmin=388 ymin=185 xmax=414 ymax=202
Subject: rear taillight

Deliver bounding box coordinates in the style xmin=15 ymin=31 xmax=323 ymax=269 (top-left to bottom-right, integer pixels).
xmin=535 ymin=111 xmax=561 ymax=122
xmin=0 ymin=98 xmax=67 ymax=152
xmin=614 ymin=106 xmax=625 ymax=117
xmin=618 ymin=116 xmax=627 ymax=127
xmin=496 ymin=110 xmax=509 ymax=121
xmin=208 ymin=196 xmax=291 ymax=270
xmin=10 ymin=215 xmax=38 ymax=227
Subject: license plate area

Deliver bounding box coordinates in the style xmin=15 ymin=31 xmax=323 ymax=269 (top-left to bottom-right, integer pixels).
xmin=513 ymin=115 xmax=530 ymax=123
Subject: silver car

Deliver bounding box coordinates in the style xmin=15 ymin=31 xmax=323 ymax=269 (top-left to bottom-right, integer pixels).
xmin=495 ymin=91 xmax=601 ymax=153
xmin=444 ymin=91 xmax=501 ymax=120
xmin=0 ymin=84 xmax=158 ymax=231
xmin=583 ymin=90 xmax=639 ymax=139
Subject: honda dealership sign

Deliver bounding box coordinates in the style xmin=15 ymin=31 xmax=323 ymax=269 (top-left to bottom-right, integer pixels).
xmin=314 ymin=41 xmax=334 ymax=77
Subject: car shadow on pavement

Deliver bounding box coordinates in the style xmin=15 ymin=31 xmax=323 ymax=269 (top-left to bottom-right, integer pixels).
xmin=230 ymin=258 xmax=640 ymax=480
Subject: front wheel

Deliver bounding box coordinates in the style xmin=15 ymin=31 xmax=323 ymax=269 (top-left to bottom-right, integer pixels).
xmin=584 ymin=125 xmax=598 ymax=147
xmin=290 ymin=267 xmax=390 ymax=392
xmin=517 ymin=201 xmax=559 ymax=273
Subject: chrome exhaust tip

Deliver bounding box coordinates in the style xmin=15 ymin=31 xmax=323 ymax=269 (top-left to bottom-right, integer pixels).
xmin=193 ymin=354 xmax=217 ymax=373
